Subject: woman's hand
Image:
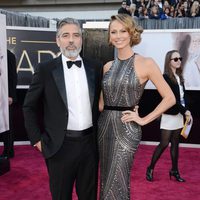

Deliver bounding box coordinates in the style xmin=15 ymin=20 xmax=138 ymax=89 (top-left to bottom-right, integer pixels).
xmin=121 ymin=106 xmax=145 ymax=126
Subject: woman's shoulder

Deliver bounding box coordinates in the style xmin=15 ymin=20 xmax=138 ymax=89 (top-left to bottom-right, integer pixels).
xmin=134 ymin=54 xmax=162 ymax=83
xmin=135 ymin=54 xmax=159 ymax=72
xmin=104 ymin=60 xmax=113 ymax=66
xmin=135 ymin=54 xmax=156 ymax=65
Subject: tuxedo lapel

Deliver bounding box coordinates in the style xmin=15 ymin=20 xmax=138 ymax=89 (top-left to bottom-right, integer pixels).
xmin=83 ymin=59 xmax=95 ymax=107
xmin=52 ymin=57 xmax=95 ymax=109
xmin=52 ymin=57 xmax=68 ymax=109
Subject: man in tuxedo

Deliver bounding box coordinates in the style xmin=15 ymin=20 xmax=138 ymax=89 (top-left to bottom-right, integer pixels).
xmin=23 ymin=18 xmax=102 ymax=200
xmin=0 ymin=49 xmax=17 ymax=158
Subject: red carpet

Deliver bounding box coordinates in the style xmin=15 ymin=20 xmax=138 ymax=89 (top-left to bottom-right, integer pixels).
xmin=0 ymin=144 xmax=200 ymax=200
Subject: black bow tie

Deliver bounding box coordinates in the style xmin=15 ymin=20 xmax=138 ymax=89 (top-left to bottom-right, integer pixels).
xmin=67 ymin=60 xmax=82 ymax=69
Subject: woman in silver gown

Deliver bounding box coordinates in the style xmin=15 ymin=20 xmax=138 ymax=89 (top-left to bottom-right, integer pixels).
xmin=98 ymin=14 xmax=176 ymax=200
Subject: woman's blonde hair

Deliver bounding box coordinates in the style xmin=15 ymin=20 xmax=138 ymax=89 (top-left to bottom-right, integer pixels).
xmin=108 ymin=14 xmax=143 ymax=47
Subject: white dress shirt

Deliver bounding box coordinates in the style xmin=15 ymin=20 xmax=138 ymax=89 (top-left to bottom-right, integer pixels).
xmin=175 ymin=74 xmax=185 ymax=106
xmin=62 ymin=54 xmax=92 ymax=130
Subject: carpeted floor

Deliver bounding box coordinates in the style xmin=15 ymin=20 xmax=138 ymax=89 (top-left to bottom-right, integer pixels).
xmin=0 ymin=144 xmax=199 ymax=200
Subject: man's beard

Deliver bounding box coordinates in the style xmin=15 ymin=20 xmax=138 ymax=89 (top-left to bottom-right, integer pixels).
xmin=62 ymin=46 xmax=82 ymax=59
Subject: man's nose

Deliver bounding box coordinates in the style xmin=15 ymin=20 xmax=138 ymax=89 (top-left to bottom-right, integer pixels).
xmin=69 ymin=35 xmax=74 ymax=42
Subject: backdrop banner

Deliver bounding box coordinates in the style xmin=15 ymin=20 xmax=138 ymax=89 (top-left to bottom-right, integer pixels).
xmin=7 ymin=26 xmax=59 ymax=89
xmin=134 ymin=29 xmax=200 ymax=90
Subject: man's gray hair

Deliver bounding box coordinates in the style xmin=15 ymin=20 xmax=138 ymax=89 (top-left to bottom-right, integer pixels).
xmin=56 ymin=18 xmax=82 ymax=37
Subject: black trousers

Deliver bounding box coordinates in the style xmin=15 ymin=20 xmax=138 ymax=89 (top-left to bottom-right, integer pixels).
xmin=1 ymin=104 xmax=14 ymax=154
xmin=46 ymin=133 xmax=98 ymax=200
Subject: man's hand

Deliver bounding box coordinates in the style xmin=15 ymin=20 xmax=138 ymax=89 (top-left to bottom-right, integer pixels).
xmin=8 ymin=97 xmax=13 ymax=105
xmin=34 ymin=141 xmax=42 ymax=152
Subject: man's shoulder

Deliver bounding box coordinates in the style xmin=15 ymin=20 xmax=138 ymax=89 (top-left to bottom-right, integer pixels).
xmin=7 ymin=49 xmax=16 ymax=60
xmin=35 ymin=56 xmax=62 ymax=72
xmin=118 ymin=7 xmax=125 ymax=13
xmin=7 ymin=49 xmax=12 ymax=55
xmin=38 ymin=55 xmax=61 ymax=67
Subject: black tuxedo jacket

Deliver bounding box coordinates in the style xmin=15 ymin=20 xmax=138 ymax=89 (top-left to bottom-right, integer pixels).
xmin=163 ymin=74 xmax=188 ymax=115
xmin=23 ymin=55 xmax=102 ymax=159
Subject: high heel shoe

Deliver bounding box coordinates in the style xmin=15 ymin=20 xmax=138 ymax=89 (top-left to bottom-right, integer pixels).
xmin=146 ymin=166 xmax=154 ymax=181
xmin=169 ymin=170 xmax=185 ymax=182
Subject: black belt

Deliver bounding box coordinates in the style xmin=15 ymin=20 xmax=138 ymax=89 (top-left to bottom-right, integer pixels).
xmin=104 ymin=105 xmax=134 ymax=111
xmin=65 ymin=127 xmax=93 ymax=138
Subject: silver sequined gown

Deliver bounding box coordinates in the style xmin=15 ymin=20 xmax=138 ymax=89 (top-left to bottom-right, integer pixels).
xmin=98 ymin=55 xmax=146 ymax=200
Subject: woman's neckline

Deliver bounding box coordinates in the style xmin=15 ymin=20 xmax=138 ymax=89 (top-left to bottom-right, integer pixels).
xmin=117 ymin=53 xmax=135 ymax=61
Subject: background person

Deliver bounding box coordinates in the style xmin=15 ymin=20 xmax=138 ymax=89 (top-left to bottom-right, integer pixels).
xmin=118 ymin=0 xmax=132 ymax=16
xmin=146 ymin=50 xmax=192 ymax=182
xmin=0 ymin=49 xmax=17 ymax=158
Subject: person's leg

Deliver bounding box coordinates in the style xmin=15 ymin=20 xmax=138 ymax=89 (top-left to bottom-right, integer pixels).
xmin=170 ymin=129 xmax=181 ymax=171
xmin=169 ymin=129 xmax=185 ymax=182
xmin=46 ymin=137 xmax=81 ymax=200
xmin=149 ymin=129 xmax=172 ymax=169
xmin=1 ymin=132 xmax=14 ymax=158
xmin=146 ymin=129 xmax=171 ymax=181
xmin=1 ymin=105 xmax=14 ymax=158
xmin=75 ymin=134 xmax=98 ymax=200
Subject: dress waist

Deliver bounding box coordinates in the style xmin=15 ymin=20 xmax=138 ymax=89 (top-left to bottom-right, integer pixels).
xmin=104 ymin=105 xmax=134 ymax=111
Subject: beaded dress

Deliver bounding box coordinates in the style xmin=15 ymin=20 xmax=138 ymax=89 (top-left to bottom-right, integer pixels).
xmin=98 ymin=54 xmax=147 ymax=200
